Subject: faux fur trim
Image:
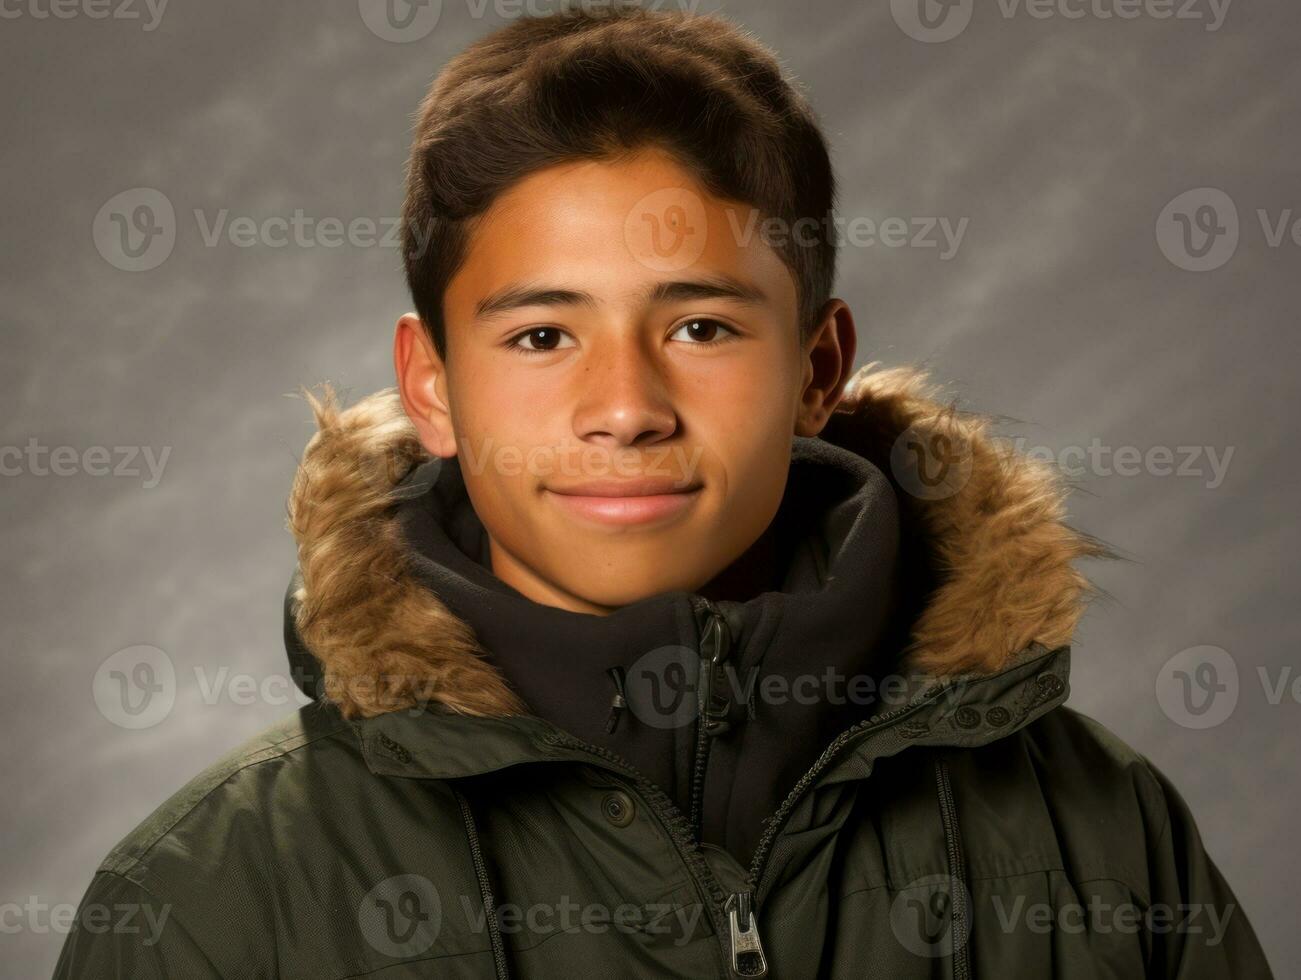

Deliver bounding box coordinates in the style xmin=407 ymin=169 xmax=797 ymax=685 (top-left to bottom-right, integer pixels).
xmin=823 ymin=364 xmax=1110 ymax=677
xmin=286 ymin=362 xmax=1108 ymax=719
xmin=285 ymin=387 xmax=528 ymax=719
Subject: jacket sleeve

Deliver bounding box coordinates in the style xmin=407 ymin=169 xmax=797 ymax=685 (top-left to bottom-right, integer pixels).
xmin=52 ymin=871 xmax=222 ymax=980
xmin=1140 ymin=757 xmax=1274 ymax=980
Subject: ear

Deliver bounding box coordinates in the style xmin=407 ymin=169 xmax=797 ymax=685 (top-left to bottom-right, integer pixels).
xmin=794 ymin=299 xmax=858 ymax=438
xmin=394 ymin=313 xmax=458 ymax=459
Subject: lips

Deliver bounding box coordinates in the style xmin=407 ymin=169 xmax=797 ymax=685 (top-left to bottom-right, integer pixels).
xmin=544 ymin=477 xmax=702 ymax=527
xmin=546 ymin=476 xmax=701 ymax=497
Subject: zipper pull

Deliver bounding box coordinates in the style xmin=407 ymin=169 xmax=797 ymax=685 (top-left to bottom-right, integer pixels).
xmin=698 ymin=600 xmax=734 ymax=736
xmin=725 ymin=891 xmax=768 ymax=977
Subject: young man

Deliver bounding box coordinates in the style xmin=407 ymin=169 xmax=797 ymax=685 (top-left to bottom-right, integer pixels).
xmin=56 ymin=6 xmax=1272 ymax=978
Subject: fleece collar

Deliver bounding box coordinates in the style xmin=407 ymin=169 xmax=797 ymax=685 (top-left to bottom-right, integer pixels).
xmin=283 ymin=362 xmax=1106 ymax=723
xmin=385 ymin=431 xmax=909 ymax=864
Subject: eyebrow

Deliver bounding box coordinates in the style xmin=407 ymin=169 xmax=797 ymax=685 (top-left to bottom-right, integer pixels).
xmin=473 ymin=274 xmax=769 ymax=321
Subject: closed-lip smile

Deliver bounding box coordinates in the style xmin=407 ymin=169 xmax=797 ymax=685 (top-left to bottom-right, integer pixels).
xmin=544 ymin=476 xmax=703 ymax=526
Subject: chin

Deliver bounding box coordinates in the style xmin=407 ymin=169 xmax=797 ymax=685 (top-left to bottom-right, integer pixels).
xmin=561 ymin=563 xmax=707 ymax=609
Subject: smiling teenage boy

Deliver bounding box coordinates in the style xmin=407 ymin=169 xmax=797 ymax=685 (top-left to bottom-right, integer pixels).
xmin=55 ymin=6 xmax=1273 ymax=979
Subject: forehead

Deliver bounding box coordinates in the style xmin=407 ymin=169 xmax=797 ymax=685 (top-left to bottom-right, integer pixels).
xmin=444 ymin=147 xmax=797 ymax=317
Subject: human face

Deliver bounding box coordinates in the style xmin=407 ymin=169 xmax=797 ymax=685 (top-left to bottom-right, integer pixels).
xmin=397 ymin=146 xmax=852 ymax=613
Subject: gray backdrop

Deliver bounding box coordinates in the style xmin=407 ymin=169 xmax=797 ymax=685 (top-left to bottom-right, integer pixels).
xmin=2 ymin=1 xmax=1295 ymax=976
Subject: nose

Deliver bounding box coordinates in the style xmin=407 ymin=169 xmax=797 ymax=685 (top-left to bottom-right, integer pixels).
xmin=571 ymin=336 xmax=678 ymax=449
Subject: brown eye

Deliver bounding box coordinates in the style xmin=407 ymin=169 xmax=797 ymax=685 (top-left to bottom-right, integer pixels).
xmin=508 ymin=327 xmax=575 ymax=355
xmin=670 ymin=318 xmax=738 ymax=345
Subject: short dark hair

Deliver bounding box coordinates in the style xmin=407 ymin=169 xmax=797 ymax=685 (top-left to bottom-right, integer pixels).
xmin=401 ymin=3 xmax=838 ymax=360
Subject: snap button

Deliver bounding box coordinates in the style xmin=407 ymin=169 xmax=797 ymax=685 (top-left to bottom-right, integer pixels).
xmin=601 ymin=791 xmax=636 ymax=828
xmin=954 ymin=706 xmax=982 ymax=729
xmin=1037 ymin=674 xmax=1065 ymax=698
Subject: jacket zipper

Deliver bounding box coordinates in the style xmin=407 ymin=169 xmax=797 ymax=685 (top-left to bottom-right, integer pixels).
xmin=541 ymin=688 xmax=948 ymax=978
xmin=744 ymin=686 xmax=949 ymax=893
xmin=934 ymin=756 xmax=972 ymax=980
xmin=689 ymin=596 xmax=734 ymax=836
xmin=539 ymin=732 xmax=754 ymax=977
xmin=541 ymin=595 xmax=766 ymax=977
xmin=545 ymin=603 xmax=970 ymax=976
xmin=690 ymin=596 xmax=767 ymax=976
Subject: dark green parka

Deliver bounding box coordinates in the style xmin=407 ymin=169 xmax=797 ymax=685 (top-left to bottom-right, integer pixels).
xmin=54 ymin=364 xmax=1273 ymax=979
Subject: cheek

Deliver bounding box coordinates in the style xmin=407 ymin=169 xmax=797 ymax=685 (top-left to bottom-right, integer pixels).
xmin=449 ymin=360 xmax=549 ymax=476
xmin=694 ymin=376 xmax=797 ymax=515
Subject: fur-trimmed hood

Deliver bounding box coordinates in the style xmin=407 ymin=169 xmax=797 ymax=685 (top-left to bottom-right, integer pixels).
xmin=285 ymin=362 xmax=1108 ymax=721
